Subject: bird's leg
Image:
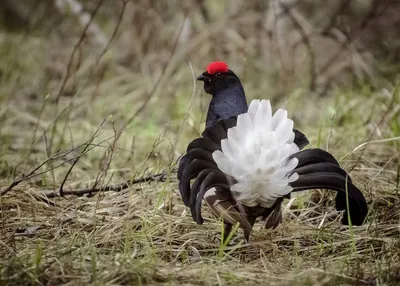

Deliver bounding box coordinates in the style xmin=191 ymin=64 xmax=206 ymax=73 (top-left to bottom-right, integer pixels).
xmin=265 ymin=198 xmax=283 ymax=229
xmin=243 ymin=216 xmax=257 ymax=242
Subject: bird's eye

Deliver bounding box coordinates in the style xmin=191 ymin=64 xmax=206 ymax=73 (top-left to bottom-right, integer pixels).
xmin=215 ymin=73 xmax=223 ymax=77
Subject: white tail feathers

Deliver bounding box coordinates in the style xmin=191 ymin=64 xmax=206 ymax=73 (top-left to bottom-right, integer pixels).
xmin=212 ymin=99 xmax=299 ymax=208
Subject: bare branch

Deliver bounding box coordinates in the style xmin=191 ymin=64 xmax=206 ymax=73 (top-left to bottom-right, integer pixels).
xmin=1 ymin=151 xmax=62 ymax=197
xmin=90 ymin=0 xmax=128 ymax=79
xmin=279 ymin=1 xmax=317 ymax=91
xmin=171 ymin=61 xmax=197 ymax=163
xmin=42 ymin=171 xmax=167 ymax=198
xmin=90 ymin=120 xmax=121 ymax=191
xmin=321 ymin=0 xmax=351 ymax=35
xmin=347 ymin=84 xmax=399 ymax=173
xmin=54 ymin=0 xmax=107 ymax=47
xmin=0 ymin=120 xmax=121 ymax=197
xmin=59 ymin=118 xmax=107 ymax=196
xmin=122 ymin=9 xmax=189 ymax=128
xmin=55 ymin=0 xmax=103 ymax=103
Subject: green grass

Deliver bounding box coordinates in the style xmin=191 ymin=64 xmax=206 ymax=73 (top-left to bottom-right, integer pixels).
xmin=1 ymin=2 xmax=400 ymax=285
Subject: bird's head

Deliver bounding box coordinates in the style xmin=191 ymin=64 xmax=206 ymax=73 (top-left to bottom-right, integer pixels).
xmin=197 ymin=61 xmax=241 ymax=95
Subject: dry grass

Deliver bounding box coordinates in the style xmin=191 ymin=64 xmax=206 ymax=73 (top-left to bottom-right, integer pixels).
xmin=1 ymin=1 xmax=400 ymax=285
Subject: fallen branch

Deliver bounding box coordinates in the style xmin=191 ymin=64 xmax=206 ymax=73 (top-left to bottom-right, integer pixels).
xmin=0 ymin=149 xmax=71 ymax=197
xmin=0 ymin=119 xmax=118 ymax=197
xmin=42 ymin=171 xmax=167 ymax=198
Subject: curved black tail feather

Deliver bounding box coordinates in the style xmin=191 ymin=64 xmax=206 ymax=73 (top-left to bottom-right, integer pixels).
xmin=290 ymin=148 xmax=367 ymax=225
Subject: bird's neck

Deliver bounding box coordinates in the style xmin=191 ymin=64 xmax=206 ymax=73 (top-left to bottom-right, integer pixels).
xmin=206 ymin=84 xmax=248 ymax=128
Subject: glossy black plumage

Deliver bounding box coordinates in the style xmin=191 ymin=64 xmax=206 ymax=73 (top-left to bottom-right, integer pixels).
xmin=179 ymin=159 xmax=218 ymax=206
xmin=177 ymin=62 xmax=367 ymax=241
xmin=204 ymin=76 xmax=248 ymax=128
xmin=177 ymin=117 xmax=368 ymax=240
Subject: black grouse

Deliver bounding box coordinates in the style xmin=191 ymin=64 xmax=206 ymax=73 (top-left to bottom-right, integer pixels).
xmin=177 ymin=61 xmax=368 ymax=241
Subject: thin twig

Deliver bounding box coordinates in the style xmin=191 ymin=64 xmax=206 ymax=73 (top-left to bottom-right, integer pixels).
xmin=0 ymin=122 xmax=120 ymax=197
xmin=44 ymin=130 xmax=56 ymax=188
xmin=346 ymin=84 xmax=400 ymax=173
xmin=59 ymin=118 xmax=107 ymax=196
xmin=318 ymin=0 xmax=392 ymax=81
xmin=84 ymin=0 xmax=128 ymax=89
xmin=55 ymin=0 xmax=103 ymax=103
xmin=1 ymin=152 xmax=60 ymax=197
xmin=13 ymin=95 xmax=50 ymax=171
xmin=90 ymin=120 xmax=121 ymax=191
xmin=42 ymin=171 xmax=167 ymax=198
xmin=122 ymin=9 xmax=189 ymax=129
xmin=280 ymin=1 xmax=316 ymax=91
xmin=321 ymin=0 xmax=351 ymax=35
xmin=268 ymin=0 xmax=289 ymax=78
xmin=171 ymin=61 xmax=197 ymax=162
xmin=54 ymin=0 xmax=107 ymax=46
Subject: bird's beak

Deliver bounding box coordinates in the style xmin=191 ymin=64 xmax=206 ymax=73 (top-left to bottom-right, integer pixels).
xmin=197 ymin=74 xmax=210 ymax=82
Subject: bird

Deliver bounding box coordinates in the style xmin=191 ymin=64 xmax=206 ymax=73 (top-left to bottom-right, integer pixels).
xmin=177 ymin=61 xmax=368 ymax=241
